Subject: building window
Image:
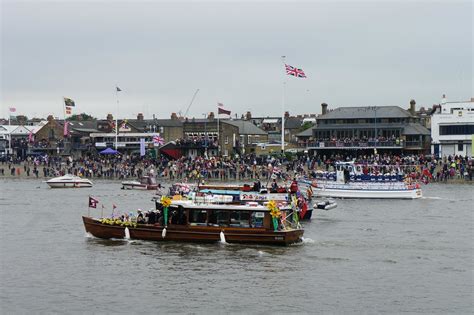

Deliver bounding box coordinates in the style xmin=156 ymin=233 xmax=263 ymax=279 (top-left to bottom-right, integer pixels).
xmin=225 ymin=136 xmax=229 ymax=144
xmin=458 ymin=142 xmax=463 ymax=152
xmin=189 ymin=210 xmax=207 ymax=225
xmin=440 ymin=125 xmax=474 ymax=135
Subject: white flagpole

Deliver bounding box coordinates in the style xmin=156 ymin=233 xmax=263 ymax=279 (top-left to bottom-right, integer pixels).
xmin=115 ymin=87 xmax=119 ymax=150
xmin=217 ymin=104 xmax=220 ymax=156
xmin=281 ymin=56 xmax=286 ymax=153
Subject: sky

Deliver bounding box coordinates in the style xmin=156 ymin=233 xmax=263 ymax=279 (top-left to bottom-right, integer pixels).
xmin=1 ymin=0 xmax=472 ymax=120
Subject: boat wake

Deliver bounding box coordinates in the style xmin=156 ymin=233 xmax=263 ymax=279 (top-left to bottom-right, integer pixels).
xmin=300 ymin=237 xmax=315 ymax=244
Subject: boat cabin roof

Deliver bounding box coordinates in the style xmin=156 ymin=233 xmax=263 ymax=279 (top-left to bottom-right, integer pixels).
xmin=170 ymin=200 xmax=291 ymax=212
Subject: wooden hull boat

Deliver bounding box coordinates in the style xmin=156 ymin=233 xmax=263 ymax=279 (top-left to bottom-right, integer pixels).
xmin=83 ymin=201 xmax=304 ymax=246
xmin=83 ymin=216 xmax=303 ymax=245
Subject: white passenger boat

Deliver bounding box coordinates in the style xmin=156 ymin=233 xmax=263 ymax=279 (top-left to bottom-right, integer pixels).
xmin=45 ymin=174 xmax=93 ymax=188
xmin=300 ymin=162 xmax=422 ymax=199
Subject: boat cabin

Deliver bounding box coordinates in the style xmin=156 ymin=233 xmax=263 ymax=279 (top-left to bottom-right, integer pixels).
xmin=155 ymin=201 xmax=297 ymax=231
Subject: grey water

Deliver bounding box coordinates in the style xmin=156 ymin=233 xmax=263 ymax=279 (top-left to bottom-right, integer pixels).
xmin=0 ymin=179 xmax=472 ymax=314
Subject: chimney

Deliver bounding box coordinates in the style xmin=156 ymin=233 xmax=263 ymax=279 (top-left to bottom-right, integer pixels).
xmin=137 ymin=113 xmax=144 ymax=121
xmin=284 ymin=111 xmax=290 ymax=119
xmin=171 ymin=113 xmax=178 ymax=120
xmin=409 ymin=99 xmax=416 ymax=115
xmin=106 ymin=113 xmax=114 ymax=121
xmin=208 ymin=112 xmax=215 ymax=120
xmin=321 ymin=103 xmax=328 ymax=115
xmin=245 ymin=111 xmax=252 ymax=120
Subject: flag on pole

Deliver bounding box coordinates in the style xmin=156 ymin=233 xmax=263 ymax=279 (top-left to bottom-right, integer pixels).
xmin=153 ymin=134 xmax=165 ymax=146
xmin=63 ymin=121 xmax=69 ymax=137
xmin=116 ymin=86 xmax=122 ymax=92
xmin=217 ymin=102 xmax=231 ymax=115
xmin=64 ymin=97 xmax=75 ymax=107
xmin=28 ymin=130 xmax=34 ymax=143
xmin=285 ymin=64 xmax=307 ymax=78
xmin=9 ymin=107 xmax=16 ymax=112
xmin=88 ymin=196 xmax=99 ymax=208
xmin=140 ymin=138 xmax=146 ymax=156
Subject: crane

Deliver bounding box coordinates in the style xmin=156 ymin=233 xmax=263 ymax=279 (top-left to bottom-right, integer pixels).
xmin=181 ymin=89 xmax=200 ymax=118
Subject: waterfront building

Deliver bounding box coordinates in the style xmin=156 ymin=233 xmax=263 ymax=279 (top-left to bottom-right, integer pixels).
xmin=297 ymin=102 xmax=431 ymax=155
xmin=430 ymin=96 xmax=474 ymax=157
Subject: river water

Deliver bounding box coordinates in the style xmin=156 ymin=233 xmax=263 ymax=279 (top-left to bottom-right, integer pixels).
xmin=0 ymin=179 xmax=472 ymax=314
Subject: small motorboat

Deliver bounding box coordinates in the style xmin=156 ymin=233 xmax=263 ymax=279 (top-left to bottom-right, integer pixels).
xmin=45 ymin=174 xmax=93 ymax=188
xmin=122 ymin=176 xmax=158 ymax=190
xmin=314 ymin=199 xmax=338 ymax=211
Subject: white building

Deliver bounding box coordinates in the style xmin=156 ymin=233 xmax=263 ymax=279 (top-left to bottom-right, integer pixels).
xmin=431 ymin=96 xmax=474 ymax=157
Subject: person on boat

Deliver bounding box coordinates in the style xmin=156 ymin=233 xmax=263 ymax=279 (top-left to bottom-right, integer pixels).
xmin=270 ymin=179 xmax=278 ymax=193
xmin=343 ymin=168 xmax=350 ymax=183
xmin=137 ymin=209 xmax=145 ymax=224
xmin=290 ymin=178 xmax=298 ymax=194
xmin=306 ymin=185 xmax=313 ymax=201
xmin=252 ymin=180 xmax=261 ymax=192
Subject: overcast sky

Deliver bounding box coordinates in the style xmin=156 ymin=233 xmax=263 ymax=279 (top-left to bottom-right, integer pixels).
xmin=1 ymin=0 xmax=472 ymax=120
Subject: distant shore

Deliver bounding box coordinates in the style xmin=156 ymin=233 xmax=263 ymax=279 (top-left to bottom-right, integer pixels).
xmin=0 ymin=164 xmax=472 ymax=185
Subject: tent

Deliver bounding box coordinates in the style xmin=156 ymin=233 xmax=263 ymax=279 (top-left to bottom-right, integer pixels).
xmin=99 ymin=148 xmax=119 ymax=155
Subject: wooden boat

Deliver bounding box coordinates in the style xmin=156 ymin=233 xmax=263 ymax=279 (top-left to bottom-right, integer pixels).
xmin=121 ymin=176 xmax=158 ymax=190
xmin=83 ymin=201 xmax=304 ymax=246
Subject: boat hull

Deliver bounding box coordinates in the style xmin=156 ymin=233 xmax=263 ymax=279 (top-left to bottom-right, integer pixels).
xmin=121 ymin=183 xmax=157 ymax=190
xmin=83 ymin=216 xmax=303 ymax=246
xmin=312 ymin=186 xmax=422 ymax=199
xmin=47 ymin=181 xmax=93 ymax=188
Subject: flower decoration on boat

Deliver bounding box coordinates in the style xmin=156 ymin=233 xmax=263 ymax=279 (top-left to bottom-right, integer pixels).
xmin=267 ymin=200 xmax=281 ymax=218
xmin=160 ymin=196 xmax=172 ymax=208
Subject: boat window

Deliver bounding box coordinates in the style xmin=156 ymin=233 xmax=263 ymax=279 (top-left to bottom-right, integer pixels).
xmin=189 ymin=209 xmax=207 ymax=226
xmin=251 ymin=212 xmax=264 ymax=228
xmin=230 ymin=211 xmax=250 ymax=227
xmin=208 ymin=210 xmax=229 ymax=227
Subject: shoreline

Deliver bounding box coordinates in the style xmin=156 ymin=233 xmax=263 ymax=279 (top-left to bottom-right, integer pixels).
xmin=1 ymin=173 xmax=472 ymax=185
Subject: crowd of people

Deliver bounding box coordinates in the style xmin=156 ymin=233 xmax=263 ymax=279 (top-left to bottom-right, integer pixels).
xmin=0 ymin=151 xmax=472 ymax=182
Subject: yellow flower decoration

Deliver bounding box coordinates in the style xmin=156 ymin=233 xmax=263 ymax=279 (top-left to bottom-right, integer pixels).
xmin=266 ymin=200 xmax=277 ymax=211
xmin=160 ymin=196 xmax=172 ymax=208
xmin=267 ymin=200 xmax=281 ymax=218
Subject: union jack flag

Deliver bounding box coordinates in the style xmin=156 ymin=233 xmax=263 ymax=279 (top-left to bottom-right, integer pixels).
xmin=285 ymin=64 xmax=307 ymax=78
xmin=153 ymin=134 xmax=164 ymax=146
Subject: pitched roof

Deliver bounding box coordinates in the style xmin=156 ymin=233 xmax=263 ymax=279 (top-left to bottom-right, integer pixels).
xmin=284 ymin=117 xmax=303 ymax=129
xmin=296 ymin=126 xmax=315 ymax=137
xmin=403 ymin=123 xmax=430 ymax=135
xmin=319 ymin=106 xmax=413 ymax=119
xmin=224 ymin=120 xmax=267 ymax=135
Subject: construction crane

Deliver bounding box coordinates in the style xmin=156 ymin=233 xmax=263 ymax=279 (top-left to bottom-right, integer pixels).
xmin=181 ymin=89 xmax=200 ymax=118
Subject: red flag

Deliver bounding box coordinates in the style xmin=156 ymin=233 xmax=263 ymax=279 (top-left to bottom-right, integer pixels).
xmin=299 ymin=200 xmax=308 ymax=219
xmin=218 ymin=107 xmax=231 ymax=115
xmin=28 ymin=130 xmax=34 ymax=143
xmin=63 ymin=121 xmax=69 ymax=137
xmin=113 ymin=204 xmax=117 ymax=210
xmin=88 ymin=196 xmax=99 ymax=208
